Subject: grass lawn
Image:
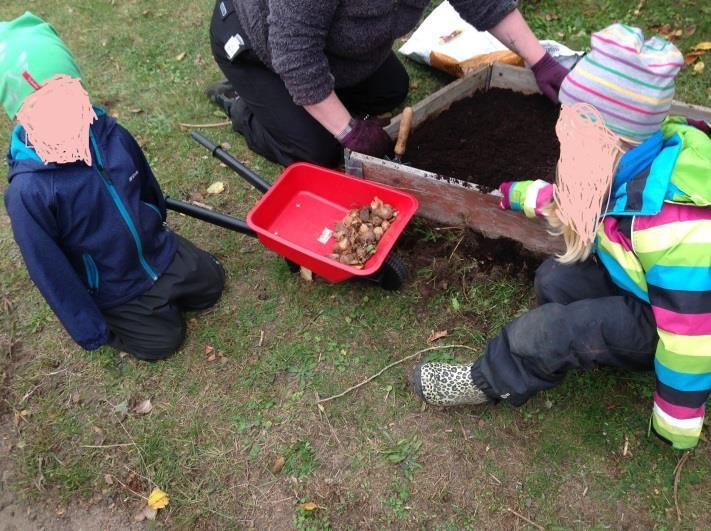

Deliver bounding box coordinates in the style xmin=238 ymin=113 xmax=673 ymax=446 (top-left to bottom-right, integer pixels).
xmin=1 ymin=0 xmax=710 ymax=528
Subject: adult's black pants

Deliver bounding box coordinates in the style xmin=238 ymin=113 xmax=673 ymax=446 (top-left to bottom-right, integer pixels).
xmin=471 ymin=257 xmax=658 ymax=405
xmin=103 ymin=235 xmax=225 ymax=361
xmin=209 ymin=0 xmax=409 ymax=167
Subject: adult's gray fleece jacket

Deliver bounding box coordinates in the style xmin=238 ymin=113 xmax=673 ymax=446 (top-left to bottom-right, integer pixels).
xmin=231 ymin=0 xmax=517 ymax=106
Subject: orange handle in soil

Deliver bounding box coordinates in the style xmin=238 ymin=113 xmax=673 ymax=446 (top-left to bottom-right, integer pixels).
xmin=394 ymin=106 xmax=414 ymax=158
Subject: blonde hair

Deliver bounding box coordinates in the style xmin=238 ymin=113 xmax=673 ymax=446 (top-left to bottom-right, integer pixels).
xmin=543 ymin=104 xmax=627 ymax=263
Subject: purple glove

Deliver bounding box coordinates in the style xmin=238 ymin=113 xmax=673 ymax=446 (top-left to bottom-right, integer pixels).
xmin=339 ymin=118 xmax=393 ymax=158
xmin=531 ymin=52 xmax=570 ymax=104
xmin=687 ymin=118 xmax=711 ymax=135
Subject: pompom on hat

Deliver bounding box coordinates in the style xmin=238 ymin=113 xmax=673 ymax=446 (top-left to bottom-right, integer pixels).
xmin=559 ymin=23 xmax=683 ymax=144
xmin=0 ymin=12 xmax=83 ymax=118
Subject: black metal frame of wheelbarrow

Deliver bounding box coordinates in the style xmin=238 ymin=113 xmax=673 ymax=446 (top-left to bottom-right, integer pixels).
xmin=164 ymin=132 xmax=409 ymax=290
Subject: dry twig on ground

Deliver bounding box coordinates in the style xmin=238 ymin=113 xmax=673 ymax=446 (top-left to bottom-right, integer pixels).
xmin=673 ymin=450 xmax=691 ymax=522
xmin=316 ymin=344 xmax=476 ymax=404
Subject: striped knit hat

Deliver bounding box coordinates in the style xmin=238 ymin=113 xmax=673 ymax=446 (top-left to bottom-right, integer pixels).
xmin=559 ymin=23 xmax=683 ymax=144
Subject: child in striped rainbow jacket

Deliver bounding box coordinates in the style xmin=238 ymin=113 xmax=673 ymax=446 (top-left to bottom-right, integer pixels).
xmin=410 ymin=23 xmax=711 ymax=451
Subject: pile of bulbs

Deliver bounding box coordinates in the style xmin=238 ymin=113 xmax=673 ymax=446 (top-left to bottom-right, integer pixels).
xmin=328 ymin=197 xmax=398 ymax=268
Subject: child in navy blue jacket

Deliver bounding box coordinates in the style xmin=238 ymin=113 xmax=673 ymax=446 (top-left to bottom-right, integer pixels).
xmin=2 ymin=13 xmax=225 ymax=360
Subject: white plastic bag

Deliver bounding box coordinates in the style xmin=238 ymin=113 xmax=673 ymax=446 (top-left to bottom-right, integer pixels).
xmin=399 ymin=1 xmax=583 ymax=77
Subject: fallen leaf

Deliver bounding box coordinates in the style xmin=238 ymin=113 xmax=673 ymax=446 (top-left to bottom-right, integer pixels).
xmin=132 ymin=399 xmax=153 ymax=415
xmin=652 ymin=24 xmax=683 ymax=40
xmin=427 ymin=330 xmax=448 ymax=342
xmin=684 ymin=51 xmax=703 ymax=65
xmin=205 ymin=345 xmax=215 ymax=355
xmin=175 ymin=52 xmax=186 ymax=61
xmin=206 ymin=181 xmax=225 ymax=195
xmin=271 ymin=455 xmax=285 ymax=474
xmin=147 ymin=488 xmax=169 ymax=510
xmin=71 ymin=392 xmax=81 ymax=404
xmin=207 ymin=354 xmax=217 ymax=362
xmin=129 ymin=108 xmax=143 ymax=114
xmin=133 ymin=506 xmax=148 ymax=522
xmin=143 ymin=506 xmax=158 ymax=520
xmin=299 ymin=267 xmax=313 ymax=282
xmin=691 ymin=42 xmax=711 ymax=52
xmin=220 ymin=142 xmax=231 ymax=150
xmin=694 ymin=61 xmax=705 ymax=74
xmin=297 ymin=502 xmax=322 ymax=511
xmin=684 ymin=24 xmax=696 ymax=37
xmin=119 ymin=351 xmax=129 ymax=358
xmin=544 ymin=12 xmax=559 ymax=21
xmin=104 ymin=474 xmax=114 ymax=485
xmin=186 ymin=318 xmax=199 ymax=330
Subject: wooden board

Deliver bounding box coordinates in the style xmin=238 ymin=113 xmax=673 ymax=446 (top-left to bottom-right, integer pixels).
xmin=347 ymin=63 xmax=711 ymax=256
xmin=384 ymin=65 xmax=489 ymax=138
xmin=347 ymin=153 xmax=563 ymax=255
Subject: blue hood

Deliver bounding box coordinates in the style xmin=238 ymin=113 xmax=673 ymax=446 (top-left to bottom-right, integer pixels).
xmin=606 ymin=131 xmax=683 ymax=217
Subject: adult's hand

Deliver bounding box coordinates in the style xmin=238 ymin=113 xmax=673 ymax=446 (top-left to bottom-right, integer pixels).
xmin=488 ymin=10 xmax=569 ymax=104
xmin=531 ymin=52 xmax=569 ymax=104
xmin=339 ymin=118 xmax=393 ymax=158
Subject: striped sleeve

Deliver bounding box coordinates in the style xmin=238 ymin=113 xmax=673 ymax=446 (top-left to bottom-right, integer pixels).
xmin=498 ymin=180 xmax=553 ymax=218
xmin=633 ymin=203 xmax=711 ymax=449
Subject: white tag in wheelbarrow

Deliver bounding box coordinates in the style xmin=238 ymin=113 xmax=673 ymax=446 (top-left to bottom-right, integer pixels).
xmin=317 ymin=228 xmax=333 ymax=245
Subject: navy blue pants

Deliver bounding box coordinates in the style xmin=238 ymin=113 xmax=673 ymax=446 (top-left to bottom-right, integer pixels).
xmin=103 ymin=236 xmax=225 ymax=361
xmin=471 ymin=257 xmax=658 ymax=405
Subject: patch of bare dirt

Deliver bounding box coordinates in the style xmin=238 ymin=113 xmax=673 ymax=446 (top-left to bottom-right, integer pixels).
xmin=0 ymin=414 xmax=142 ymax=531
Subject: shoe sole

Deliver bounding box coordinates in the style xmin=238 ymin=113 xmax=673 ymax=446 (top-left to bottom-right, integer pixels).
xmin=407 ymin=364 xmax=427 ymax=403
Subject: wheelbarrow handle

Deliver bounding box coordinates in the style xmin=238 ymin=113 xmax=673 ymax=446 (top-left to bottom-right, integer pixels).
xmin=165 ymin=197 xmax=257 ymax=237
xmin=191 ymin=131 xmax=271 ymax=195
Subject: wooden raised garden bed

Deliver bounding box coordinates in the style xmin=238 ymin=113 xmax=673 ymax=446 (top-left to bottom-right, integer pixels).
xmin=345 ymin=63 xmax=711 ymax=255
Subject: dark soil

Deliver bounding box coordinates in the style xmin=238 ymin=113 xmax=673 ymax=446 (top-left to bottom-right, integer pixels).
xmin=406 ymin=88 xmax=560 ymax=192
xmin=397 ymin=218 xmax=544 ymax=283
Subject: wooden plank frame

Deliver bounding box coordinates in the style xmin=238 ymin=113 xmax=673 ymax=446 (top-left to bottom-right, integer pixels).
xmin=345 ymin=63 xmax=711 ymax=255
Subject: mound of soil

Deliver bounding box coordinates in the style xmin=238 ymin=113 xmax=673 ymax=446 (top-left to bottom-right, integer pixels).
xmin=406 ymin=88 xmax=560 ymax=192
xmin=397 ymin=218 xmax=544 ymax=283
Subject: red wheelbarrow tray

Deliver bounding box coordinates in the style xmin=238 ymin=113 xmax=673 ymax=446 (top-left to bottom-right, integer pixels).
xmin=246 ymin=163 xmax=419 ymax=283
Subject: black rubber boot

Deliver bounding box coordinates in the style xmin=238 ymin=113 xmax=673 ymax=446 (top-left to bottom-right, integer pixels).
xmin=205 ymin=79 xmax=240 ymax=117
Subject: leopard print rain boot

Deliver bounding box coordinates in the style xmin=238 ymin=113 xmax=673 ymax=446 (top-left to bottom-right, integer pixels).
xmin=409 ymin=362 xmax=489 ymax=406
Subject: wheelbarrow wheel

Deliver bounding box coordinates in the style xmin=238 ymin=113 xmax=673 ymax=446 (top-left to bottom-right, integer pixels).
xmin=374 ymin=252 xmax=408 ymax=291
xmin=285 ymin=259 xmax=300 ymax=273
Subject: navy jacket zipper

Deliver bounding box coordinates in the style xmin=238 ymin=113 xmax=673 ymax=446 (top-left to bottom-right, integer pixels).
xmin=82 ymin=253 xmax=100 ymax=292
xmin=89 ymin=130 xmax=158 ymax=281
